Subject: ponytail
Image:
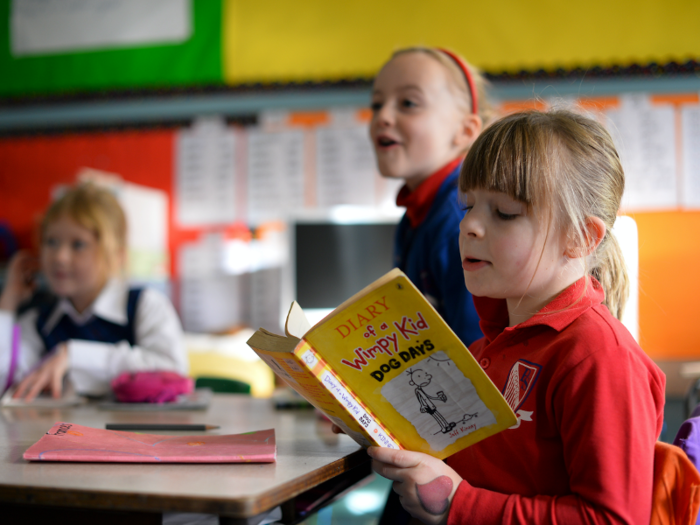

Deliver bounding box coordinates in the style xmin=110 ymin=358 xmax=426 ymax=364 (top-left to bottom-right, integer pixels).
xmin=591 ymin=231 xmax=629 ymax=321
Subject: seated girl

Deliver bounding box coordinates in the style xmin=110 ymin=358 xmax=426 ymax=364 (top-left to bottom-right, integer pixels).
xmin=0 ymin=182 xmax=188 ymax=400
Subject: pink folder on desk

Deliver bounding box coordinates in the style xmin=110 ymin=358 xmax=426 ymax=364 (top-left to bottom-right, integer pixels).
xmin=24 ymin=422 xmax=276 ymax=463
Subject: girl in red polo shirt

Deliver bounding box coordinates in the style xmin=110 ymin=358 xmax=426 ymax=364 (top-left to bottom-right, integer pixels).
xmin=368 ymin=109 xmax=665 ymax=525
xmin=370 ymin=47 xmax=495 ymax=349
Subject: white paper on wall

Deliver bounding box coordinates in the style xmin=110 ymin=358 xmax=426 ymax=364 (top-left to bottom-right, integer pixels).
xmin=246 ymin=128 xmax=305 ymax=225
xmin=179 ymin=276 xmax=243 ymax=333
xmin=178 ymin=233 xmax=239 ymax=333
xmin=612 ymin=216 xmax=639 ymax=342
xmin=178 ymin=233 xmax=224 ymax=279
xmin=11 ymin=0 xmax=191 ymax=56
xmin=120 ymin=183 xmax=169 ymax=280
xmin=316 ymin=124 xmax=378 ymax=208
xmin=681 ymin=103 xmax=700 ymax=209
xmin=605 ymin=94 xmax=678 ymax=211
xmin=176 ymin=117 xmax=237 ymax=227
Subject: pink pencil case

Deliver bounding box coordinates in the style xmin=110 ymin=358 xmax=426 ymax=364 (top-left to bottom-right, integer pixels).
xmin=111 ymin=371 xmax=194 ymax=404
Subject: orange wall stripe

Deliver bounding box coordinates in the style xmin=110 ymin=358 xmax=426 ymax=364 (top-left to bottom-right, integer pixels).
xmin=288 ymin=111 xmax=330 ymax=127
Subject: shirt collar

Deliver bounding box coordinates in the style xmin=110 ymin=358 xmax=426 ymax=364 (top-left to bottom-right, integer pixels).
xmin=474 ymin=276 xmax=606 ymax=343
xmin=41 ymin=278 xmax=129 ymax=334
xmin=396 ymin=157 xmax=463 ymax=228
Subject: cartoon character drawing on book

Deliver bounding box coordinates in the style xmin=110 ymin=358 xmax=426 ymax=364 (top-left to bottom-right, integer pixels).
xmin=408 ymin=368 xmax=456 ymax=434
xmin=381 ymin=351 xmax=497 ymax=450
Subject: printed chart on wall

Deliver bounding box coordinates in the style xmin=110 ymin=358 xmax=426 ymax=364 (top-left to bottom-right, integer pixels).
xmin=171 ymin=108 xmax=401 ymax=332
xmin=507 ymin=93 xmax=700 ymax=212
xmin=176 ymin=117 xmax=238 ymax=227
xmin=173 ymin=108 xmax=401 ymax=229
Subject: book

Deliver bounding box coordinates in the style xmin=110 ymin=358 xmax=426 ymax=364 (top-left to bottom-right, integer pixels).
xmin=24 ymin=422 xmax=276 ymax=463
xmin=247 ymin=268 xmax=516 ymax=460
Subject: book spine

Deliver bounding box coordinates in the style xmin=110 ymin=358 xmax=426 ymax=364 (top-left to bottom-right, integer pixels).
xmin=296 ymin=341 xmax=400 ymax=450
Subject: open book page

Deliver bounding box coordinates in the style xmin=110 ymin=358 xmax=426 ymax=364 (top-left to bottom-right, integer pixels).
xmin=284 ymin=301 xmax=312 ymax=338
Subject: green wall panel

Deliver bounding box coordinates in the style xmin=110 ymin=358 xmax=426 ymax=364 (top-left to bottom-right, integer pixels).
xmin=0 ymin=0 xmax=223 ymax=98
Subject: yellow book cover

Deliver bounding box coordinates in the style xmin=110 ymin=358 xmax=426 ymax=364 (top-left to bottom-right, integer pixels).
xmin=247 ymin=268 xmax=516 ymax=459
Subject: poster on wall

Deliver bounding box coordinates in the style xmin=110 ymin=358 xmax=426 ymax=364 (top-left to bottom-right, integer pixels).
xmin=681 ymin=103 xmax=700 ymax=209
xmin=315 ymin=109 xmax=379 ymax=208
xmin=11 ymin=0 xmax=191 ymax=56
xmin=246 ymin=128 xmax=305 ymax=225
xmin=176 ymin=117 xmax=238 ymax=227
xmin=605 ymin=94 xmax=677 ymax=211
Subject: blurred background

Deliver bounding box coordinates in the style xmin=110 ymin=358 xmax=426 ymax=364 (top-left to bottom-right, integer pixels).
xmin=1 ymin=1 xmax=700 ymax=522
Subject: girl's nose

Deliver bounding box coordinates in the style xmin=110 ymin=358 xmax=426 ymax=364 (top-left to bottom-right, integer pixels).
xmin=374 ymin=102 xmax=394 ymax=127
xmin=459 ymin=210 xmax=485 ymax=238
xmin=53 ymin=243 xmax=71 ymax=263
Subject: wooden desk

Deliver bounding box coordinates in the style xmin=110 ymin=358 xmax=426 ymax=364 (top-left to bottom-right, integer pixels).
xmin=0 ymin=394 xmax=370 ymax=524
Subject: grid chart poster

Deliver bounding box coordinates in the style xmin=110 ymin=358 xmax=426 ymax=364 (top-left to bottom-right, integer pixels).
xmin=246 ymin=128 xmax=305 ymax=225
xmin=315 ymin=122 xmax=378 ymax=208
xmin=682 ymin=104 xmax=700 ymax=209
xmin=176 ymin=117 xmax=237 ymax=227
xmin=604 ymin=94 xmax=677 ymax=211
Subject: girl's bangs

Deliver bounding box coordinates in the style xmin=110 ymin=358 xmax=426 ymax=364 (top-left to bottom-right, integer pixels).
xmin=460 ymin=113 xmax=551 ymax=208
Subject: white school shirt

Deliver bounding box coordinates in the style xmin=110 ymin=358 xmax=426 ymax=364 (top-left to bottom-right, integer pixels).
xmin=0 ymin=278 xmax=189 ymax=396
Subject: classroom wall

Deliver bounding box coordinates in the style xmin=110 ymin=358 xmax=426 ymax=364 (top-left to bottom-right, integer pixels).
xmin=2 ymin=0 xmax=699 ymax=97
xmin=1 ymin=0 xmax=700 ymax=361
xmin=223 ymin=0 xmax=700 ymax=83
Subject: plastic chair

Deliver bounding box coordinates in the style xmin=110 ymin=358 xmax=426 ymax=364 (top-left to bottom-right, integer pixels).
xmin=194 ymin=376 xmax=251 ymax=394
xmin=651 ymin=441 xmax=700 ymax=525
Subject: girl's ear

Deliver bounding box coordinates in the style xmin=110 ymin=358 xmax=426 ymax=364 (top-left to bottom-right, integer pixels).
xmin=106 ymin=246 xmax=127 ymax=277
xmin=565 ymin=217 xmax=607 ymax=258
xmin=116 ymin=247 xmax=127 ymax=275
xmin=454 ymin=113 xmax=483 ymax=150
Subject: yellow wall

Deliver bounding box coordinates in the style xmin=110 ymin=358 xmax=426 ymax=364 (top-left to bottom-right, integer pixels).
xmin=224 ymin=0 xmax=700 ymax=84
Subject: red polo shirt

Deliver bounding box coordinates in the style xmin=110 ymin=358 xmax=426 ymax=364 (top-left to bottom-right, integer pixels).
xmin=447 ymin=277 xmax=665 ymax=525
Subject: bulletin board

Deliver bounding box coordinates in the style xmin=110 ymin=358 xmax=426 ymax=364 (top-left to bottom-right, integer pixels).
xmin=0 ymin=0 xmax=222 ymax=97
xmin=222 ymin=0 xmax=700 ymax=84
xmin=2 ymin=0 xmax=699 ymax=98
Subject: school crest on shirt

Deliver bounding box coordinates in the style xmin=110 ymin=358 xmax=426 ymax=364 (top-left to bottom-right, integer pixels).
xmin=502 ymin=359 xmax=542 ymax=429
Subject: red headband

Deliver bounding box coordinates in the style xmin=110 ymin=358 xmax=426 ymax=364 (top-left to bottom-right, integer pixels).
xmin=437 ymin=48 xmax=479 ymax=115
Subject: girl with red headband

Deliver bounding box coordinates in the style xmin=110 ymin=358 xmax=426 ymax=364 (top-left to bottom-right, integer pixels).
xmin=369 ymin=47 xmax=494 ymax=350
xmin=368 ymin=47 xmax=495 ymax=525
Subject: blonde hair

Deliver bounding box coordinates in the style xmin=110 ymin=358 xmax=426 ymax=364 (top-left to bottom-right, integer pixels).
xmin=391 ymin=47 xmax=497 ymax=126
xmin=460 ymin=109 xmax=629 ymax=319
xmin=41 ymin=182 xmax=127 ymax=276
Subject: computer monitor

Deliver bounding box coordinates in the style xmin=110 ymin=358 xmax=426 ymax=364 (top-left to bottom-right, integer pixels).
xmin=292 ymin=215 xmax=398 ymax=324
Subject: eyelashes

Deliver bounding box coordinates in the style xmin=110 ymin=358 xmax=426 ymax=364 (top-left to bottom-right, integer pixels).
xmin=496 ymin=211 xmax=518 ymax=221
xmin=458 ymin=205 xmax=520 ymax=221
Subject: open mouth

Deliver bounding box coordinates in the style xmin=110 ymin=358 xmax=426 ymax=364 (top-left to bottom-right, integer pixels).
xmin=377 ymin=137 xmax=398 ymax=147
xmin=462 ymin=257 xmax=489 ymax=271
